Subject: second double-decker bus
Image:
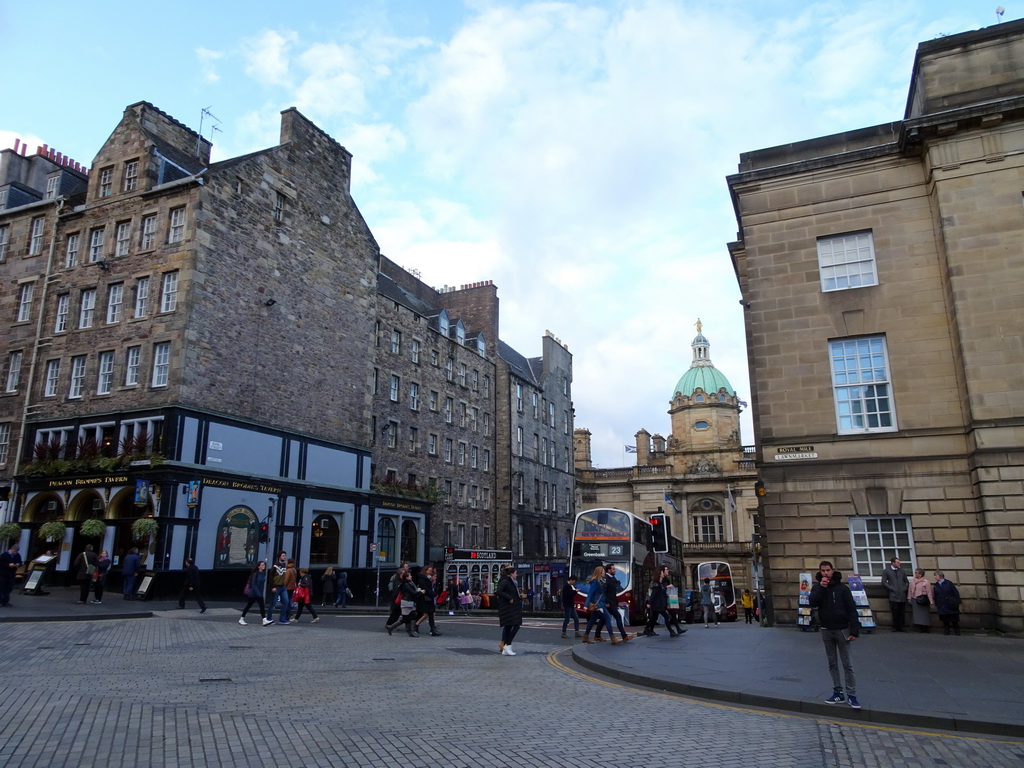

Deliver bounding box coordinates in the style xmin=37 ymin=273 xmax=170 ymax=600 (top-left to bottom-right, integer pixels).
xmin=568 ymin=507 xmax=683 ymax=625
xmin=693 ymin=560 xmax=738 ymax=622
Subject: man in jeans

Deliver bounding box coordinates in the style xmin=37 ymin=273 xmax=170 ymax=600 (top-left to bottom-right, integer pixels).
xmin=266 ymin=551 xmax=291 ymax=626
xmin=602 ymin=564 xmax=633 ymax=645
xmin=560 ymin=575 xmax=581 ymax=639
xmin=808 ymin=560 xmax=862 ymax=709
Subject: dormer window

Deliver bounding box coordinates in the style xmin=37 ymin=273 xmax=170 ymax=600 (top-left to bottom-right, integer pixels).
xmin=438 ymin=310 xmax=449 ymax=336
xmin=45 ymin=176 xmax=59 ymax=199
xmin=476 ymin=333 xmax=486 ymax=356
xmin=454 ymin=319 xmax=465 ymax=344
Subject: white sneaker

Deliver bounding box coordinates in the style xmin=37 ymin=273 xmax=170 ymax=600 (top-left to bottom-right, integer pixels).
xmin=262 ymin=618 xmax=273 ymax=626
xmin=501 ymin=646 xmax=516 ymax=656
xmin=238 ymin=617 xmax=247 ymax=625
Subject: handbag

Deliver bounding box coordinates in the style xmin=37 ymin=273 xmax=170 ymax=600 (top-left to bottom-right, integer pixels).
xmin=914 ymin=594 xmax=929 ymax=606
xmin=243 ymin=580 xmax=252 ymax=596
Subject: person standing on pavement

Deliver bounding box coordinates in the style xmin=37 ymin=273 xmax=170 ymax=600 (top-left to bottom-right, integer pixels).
xmin=880 ymin=557 xmax=909 ymax=632
xmin=741 ymin=589 xmax=755 ymax=624
xmin=415 ymin=565 xmax=443 ymax=636
xmin=908 ymin=568 xmax=934 ymax=633
xmin=321 ymin=566 xmax=336 ymax=606
xmin=121 ymin=547 xmax=141 ymax=600
xmin=177 ymin=558 xmax=207 ymax=613
xmin=496 ymin=565 xmax=524 ymax=655
xmin=0 ymin=543 xmax=21 ymax=607
xmin=602 ymin=564 xmax=633 ymax=645
xmin=580 ymin=566 xmax=607 ymax=644
xmin=267 ymin=551 xmax=291 ymax=625
xmin=560 ymin=575 xmax=581 ymax=639
xmin=73 ymin=545 xmax=98 ymax=604
xmin=92 ymin=549 xmax=112 ymax=604
xmin=807 ymin=560 xmax=861 ymax=709
xmin=933 ymin=571 xmax=962 ymax=636
xmin=700 ymin=578 xmax=719 ymax=628
xmin=240 ymin=560 xmax=268 ymax=625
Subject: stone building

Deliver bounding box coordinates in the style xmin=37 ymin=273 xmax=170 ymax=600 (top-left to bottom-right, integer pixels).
xmin=574 ymin=324 xmax=758 ymax=602
xmin=727 ymin=21 xmax=1024 ymax=631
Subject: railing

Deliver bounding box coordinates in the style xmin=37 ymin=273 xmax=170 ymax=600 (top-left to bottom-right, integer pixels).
xmin=683 ymin=541 xmax=752 ymax=555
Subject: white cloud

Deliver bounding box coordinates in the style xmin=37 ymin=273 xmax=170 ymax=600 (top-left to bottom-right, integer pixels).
xmin=242 ymin=29 xmax=298 ymax=88
xmin=196 ymin=47 xmax=224 ymax=83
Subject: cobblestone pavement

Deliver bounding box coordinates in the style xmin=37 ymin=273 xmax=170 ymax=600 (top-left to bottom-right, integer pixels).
xmin=1 ymin=610 xmax=1022 ymax=768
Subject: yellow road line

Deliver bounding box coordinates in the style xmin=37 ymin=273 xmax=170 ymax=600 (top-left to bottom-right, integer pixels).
xmin=545 ymin=648 xmax=1023 ymax=746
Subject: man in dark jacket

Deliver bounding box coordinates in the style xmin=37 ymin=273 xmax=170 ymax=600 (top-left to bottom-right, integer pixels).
xmin=560 ymin=575 xmax=580 ymax=638
xmin=808 ymin=561 xmax=861 ymax=709
xmin=177 ymin=558 xmax=207 ymax=613
xmin=415 ymin=565 xmax=442 ymax=636
xmin=602 ymin=564 xmax=633 ymax=644
xmin=880 ymin=556 xmax=909 ymax=632
xmin=121 ymin=547 xmax=141 ymax=599
xmin=0 ymin=543 xmax=22 ymax=607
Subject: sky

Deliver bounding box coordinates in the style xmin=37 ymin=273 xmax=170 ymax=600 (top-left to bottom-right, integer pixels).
xmin=1 ymin=1 xmax=1012 ymax=468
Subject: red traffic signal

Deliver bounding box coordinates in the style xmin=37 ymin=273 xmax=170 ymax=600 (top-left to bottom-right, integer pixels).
xmin=258 ymin=523 xmax=269 ymax=543
xmin=650 ymin=512 xmax=669 ymax=553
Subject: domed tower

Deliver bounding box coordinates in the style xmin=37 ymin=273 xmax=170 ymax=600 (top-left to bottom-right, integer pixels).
xmin=669 ymin=320 xmax=742 ymax=453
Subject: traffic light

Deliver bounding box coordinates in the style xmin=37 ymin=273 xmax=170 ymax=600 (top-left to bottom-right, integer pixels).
xmin=650 ymin=512 xmax=669 ymax=553
xmin=258 ymin=523 xmax=269 ymax=543
xmin=755 ymin=480 xmax=766 ymax=497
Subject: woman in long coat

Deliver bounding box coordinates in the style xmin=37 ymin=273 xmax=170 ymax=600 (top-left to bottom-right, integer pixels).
xmin=907 ymin=568 xmax=934 ymax=632
xmin=496 ymin=565 xmax=523 ymax=656
xmin=933 ymin=571 xmax=962 ymax=636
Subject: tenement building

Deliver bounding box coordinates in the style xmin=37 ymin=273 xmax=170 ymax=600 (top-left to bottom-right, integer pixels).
xmin=0 ymin=102 xmax=574 ymax=598
xmin=727 ymin=20 xmax=1024 ymax=631
xmin=574 ymin=324 xmax=758 ymax=607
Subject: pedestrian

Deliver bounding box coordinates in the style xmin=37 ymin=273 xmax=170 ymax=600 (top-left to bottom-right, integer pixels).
xmin=239 ymin=560 xmax=268 ymax=625
xmin=933 ymin=571 xmax=962 ymax=636
xmin=560 ymin=575 xmax=581 ymax=638
xmin=73 ymin=544 xmax=98 ymax=604
xmin=266 ymin=551 xmax=291 ymax=625
xmin=642 ymin=569 xmax=678 ymax=637
xmin=880 ymin=556 xmax=909 ymax=632
xmin=660 ymin=567 xmax=687 ymax=635
xmin=321 ymin=566 xmax=336 ymax=606
xmin=741 ymin=589 xmax=755 ymax=624
xmin=602 ymin=564 xmax=633 ymax=644
xmin=807 ymin=560 xmax=861 ymax=709
xmin=122 ymin=547 xmax=141 ymax=600
xmin=700 ymin=577 xmax=719 ymax=627
xmin=0 ymin=542 xmax=21 ymax=607
xmin=384 ymin=564 xmax=407 ymax=630
xmin=92 ymin=549 xmax=111 ymax=604
xmin=292 ymin=568 xmax=320 ymax=623
xmin=496 ymin=565 xmax=524 ymax=655
xmin=415 ymin=565 xmax=443 ymax=636
xmin=284 ymin=559 xmax=298 ymax=620
xmin=580 ymin=565 xmax=607 ymax=644
xmin=177 ymin=558 xmax=207 ymax=613
xmin=386 ymin=570 xmax=422 ymax=637
xmin=335 ymin=570 xmax=350 ymax=607
xmin=908 ymin=568 xmax=934 ymax=633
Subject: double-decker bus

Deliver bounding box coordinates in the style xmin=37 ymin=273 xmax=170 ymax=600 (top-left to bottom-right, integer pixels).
xmin=568 ymin=507 xmax=684 ymax=625
xmin=693 ymin=560 xmax=738 ymax=622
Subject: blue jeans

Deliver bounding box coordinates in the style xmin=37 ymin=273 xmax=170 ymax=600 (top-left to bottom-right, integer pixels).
xmin=584 ymin=609 xmax=605 ymax=637
xmin=603 ymin=605 xmax=627 ymax=638
xmin=123 ymin=574 xmax=136 ymax=597
xmin=335 ymin=588 xmax=348 ymax=607
xmin=268 ymin=587 xmax=291 ymax=621
xmin=562 ymin=605 xmax=579 ymax=633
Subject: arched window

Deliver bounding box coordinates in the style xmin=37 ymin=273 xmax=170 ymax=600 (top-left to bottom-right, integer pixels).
xmin=377 ymin=517 xmax=396 ymax=563
xmin=310 ymin=514 xmax=340 ymax=565
xmin=215 ymin=506 xmax=259 ymax=567
xmin=401 ymin=519 xmax=418 ymax=563
xmin=695 ymin=394 xmax=705 ymax=403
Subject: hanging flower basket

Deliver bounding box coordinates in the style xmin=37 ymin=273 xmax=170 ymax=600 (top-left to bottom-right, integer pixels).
xmin=38 ymin=521 xmax=68 ymax=543
xmin=131 ymin=518 xmax=159 ymax=540
xmin=79 ymin=518 xmax=107 ymax=538
xmin=0 ymin=522 xmax=21 ymax=545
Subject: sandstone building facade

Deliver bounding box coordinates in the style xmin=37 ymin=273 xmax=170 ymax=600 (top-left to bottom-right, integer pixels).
xmin=727 ymin=21 xmax=1024 ymax=631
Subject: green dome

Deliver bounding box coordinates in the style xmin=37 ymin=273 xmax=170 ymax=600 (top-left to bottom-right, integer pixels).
xmin=671 ymin=328 xmax=735 ymax=399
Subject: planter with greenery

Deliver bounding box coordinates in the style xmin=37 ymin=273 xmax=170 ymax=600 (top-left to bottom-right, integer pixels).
xmin=131 ymin=518 xmax=159 ymax=540
xmin=0 ymin=522 xmax=22 ymax=545
xmin=79 ymin=518 xmax=107 ymax=538
xmin=38 ymin=521 xmax=68 ymax=543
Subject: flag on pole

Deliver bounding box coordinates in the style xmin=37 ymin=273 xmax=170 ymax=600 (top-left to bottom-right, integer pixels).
xmin=726 ymin=486 xmax=738 ymax=514
xmin=663 ymin=492 xmax=680 ymax=514
xmin=624 ymin=445 xmax=637 ymax=453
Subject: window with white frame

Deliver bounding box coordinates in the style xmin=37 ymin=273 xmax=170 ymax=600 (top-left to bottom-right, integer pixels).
xmin=818 ymin=231 xmax=878 ymax=292
xmin=409 ymin=382 xmax=419 ymax=410
xmin=79 ymin=288 xmax=96 ymax=328
xmin=55 ymin=294 xmax=69 ymax=333
xmin=160 ymin=271 xmax=178 ymax=312
xmin=168 ymin=207 xmax=186 ymax=243
xmin=516 ymin=384 xmax=523 ymax=411
xmin=411 ymin=339 xmax=420 ymax=364
xmin=65 ymin=233 xmax=78 ymax=268
xmin=471 ymin=445 xmax=478 ymax=469
xmin=445 ymin=357 xmax=453 ymax=382
xmin=459 ymin=402 xmax=467 ymax=428
xmin=470 ymin=407 xmax=478 ymax=432
xmin=123 ymin=160 xmax=138 ymax=192
xmin=273 ymin=192 xmax=285 ymax=223
xmin=483 ymin=449 xmax=490 ymax=471
xmin=43 ymin=360 xmax=60 ymax=397
xmin=151 ymin=341 xmax=170 ymax=387
xmin=408 ymin=426 xmax=418 ymax=453
xmin=5 ymin=351 xmax=22 ymax=393
xmin=692 ymin=514 xmax=723 ymax=543
xmin=849 ymin=517 xmax=916 ymax=580
xmin=0 ymin=224 xmax=8 ymax=262
xmin=481 ymin=489 xmax=490 ymax=511
xmin=444 ymin=438 xmax=453 ymax=463
xmin=98 ymin=167 xmax=113 ymax=197
xmin=458 ymin=441 xmax=466 ymax=466
xmin=29 ymin=217 xmax=44 ymax=255
xmin=444 ymin=397 xmax=453 ymax=424
xmin=428 ymin=433 xmax=438 ymax=455
xmin=118 ymin=416 xmax=163 ymax=450
xmin=69 ymin=355 xmax=86 ymax=399
xmin=16 ymin=283 xmax=34 ymax=322
xmin=89 ymin=227 xmax=104 ymax=262
xmin=391 ymin=330 xmax=401 ymax=354
xmin=389 ymin=374 xmax=400 ymax=402
xmin=469 ymin=486 xmax=478 ymax=509
xmin=516 ymin=426 xmax=523 ymax=455
xmin=106 ymin=284 xmax=123 ymax=324
xmin=829 ymin=336 xmax=896 ymax=434
xmin=140 ymin=215 xmax=156 ymax=250
xmin=532 ymin=392 xmax=538 ymax=418
xmin=96 ymin=351 xmax=114 ymax=395
xmin=458 ymin=363 xmax=466 ymax=387
xmin=133 ymin=277 xmax=149 ymax=318
xmin=0 ymin=423 xmax=9 ymax=466
xmin=386 ymin=421 xmax=398 ymax=448
xmin=483 ymin=413 xmax=490 ymax=436
xmin=115 ymin=221 xmax=131 ymax=257
xmin=429 ymin=390 xmax=439 ymax=411
xmin=124 ymin=346 xmax=140 ymax=386
xmin=45 ymin=176 xmax=59 ymax=199
xmin=444 ymin=481 xmax=452 ymax=504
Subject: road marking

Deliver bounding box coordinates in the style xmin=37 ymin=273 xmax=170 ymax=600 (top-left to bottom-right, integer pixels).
xmin=545 ymin=648 xmax=1024 ymax=746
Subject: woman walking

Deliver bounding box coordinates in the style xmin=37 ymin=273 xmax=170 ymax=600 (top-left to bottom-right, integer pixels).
xmin=92 ymin=549 xmax=112 ymax=604
xmin=933 ymin=571 xmax=962 ymax=635
xmin=240 ymin=561 xmax=268 ymax=625
xmin=908 ymin=568 xmax=934 ymax=632
xmin=321 ymin=566 xmax=336 ymax=606
xmin=292 ymin=568 xmax=320 ymax=623
xmin=386 ymin=570 xmax=422 ymax=637
xmin=580 ymin=566 xmax=607 ymax=644
xmin=642 ymin=569 xmax=678 ymax=637
xmin=415 ymin=565 xmax=443 ymax=636
xmin=496 ymin=565 xmax=524 ymax=656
